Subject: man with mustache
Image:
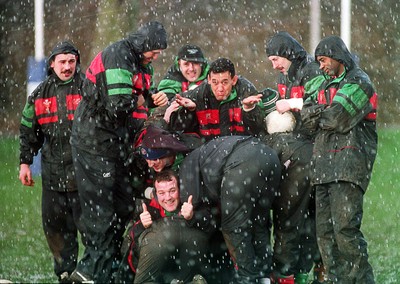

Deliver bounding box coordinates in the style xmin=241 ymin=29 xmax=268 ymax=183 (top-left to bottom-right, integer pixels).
xmin=265 ymin=31 xmax=326 ymax=284
xmin=19 ymin=41 xmax=85 ymax=283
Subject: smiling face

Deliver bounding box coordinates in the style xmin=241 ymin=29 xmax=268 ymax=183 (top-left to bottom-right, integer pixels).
xmin=179 ymin=59 xmax=202 ymax=82
xmin=268 ymin=55 xmax=292 ymax=75
xmin=50 ymin=53 xmax=77 ymax=81
xmin=208 ymin=71 xmax=238 ymax=101
xmin=317 ymin=55 xmax=345 ymax=78
xmin=155 ymin=176 xmax=180 ymax=212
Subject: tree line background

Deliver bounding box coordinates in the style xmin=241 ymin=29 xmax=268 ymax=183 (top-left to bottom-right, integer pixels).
xmin=1 ymin=0 xmax=399 ymax=135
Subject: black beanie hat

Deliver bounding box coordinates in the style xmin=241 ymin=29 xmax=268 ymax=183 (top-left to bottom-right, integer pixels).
xmin=177 ymin=44 xmax=206 ymax=63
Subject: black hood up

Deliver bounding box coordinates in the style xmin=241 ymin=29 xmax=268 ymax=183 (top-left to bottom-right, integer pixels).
xmin=266 ymin=31 xmax=307 ymax=62
xmin=314 ymin=35 xmax=356 ymax=70
xmin=47 ymin=41 xmax=80 ymax=76
xmin=128 ymin=21 xmax=168 ymax=53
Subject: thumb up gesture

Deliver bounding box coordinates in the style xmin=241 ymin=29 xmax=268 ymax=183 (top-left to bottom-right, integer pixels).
xmin=181 ymin=195 xmax=194 ymax=220
xmin=140 ymin=203 xmax=153 ymax=228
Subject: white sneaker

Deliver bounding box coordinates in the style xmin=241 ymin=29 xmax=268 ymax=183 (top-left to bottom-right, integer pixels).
xmin=70 ymin=270 xmax=94 ymax=284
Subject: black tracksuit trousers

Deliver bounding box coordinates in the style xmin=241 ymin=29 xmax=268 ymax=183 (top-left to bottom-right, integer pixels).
xmin=219 ymin=142 xmax=280 ymax=283
xmin=72 ymin=146 xmax=134 ymax=283
xmin=271 ymin=146 xmax=319 ymax=276
xmin=42 ymin=189 xmax=84 ymax=279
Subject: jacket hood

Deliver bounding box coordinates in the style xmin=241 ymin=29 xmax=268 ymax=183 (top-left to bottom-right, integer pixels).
xmin=128 ymin=21 xmax=168 ymax=53
xmin=314 ymin=35 xmax=356 ymax=70
xmin=47 ymin=41 xmax=80 ymax=76
xmin=266 ymin=31 xmax=307 ymax=61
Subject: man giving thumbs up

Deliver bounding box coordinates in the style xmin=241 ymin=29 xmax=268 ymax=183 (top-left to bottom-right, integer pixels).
xmin=118 ymin=169 xmax=209 ymax=284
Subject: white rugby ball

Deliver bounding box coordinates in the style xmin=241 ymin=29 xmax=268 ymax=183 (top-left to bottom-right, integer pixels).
xmin=265 ymin=110 xmax=296 ymax=134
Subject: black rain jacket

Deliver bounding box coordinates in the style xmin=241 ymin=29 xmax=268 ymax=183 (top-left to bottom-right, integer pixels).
xmin=20 ymin=41 xmax=84 ymax=192
xmin=71 ymin=21 xmax=168 ymax=158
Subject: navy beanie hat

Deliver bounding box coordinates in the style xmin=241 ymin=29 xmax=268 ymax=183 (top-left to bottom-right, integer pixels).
xmin=139 ymin=146 xmax=172 ymax=160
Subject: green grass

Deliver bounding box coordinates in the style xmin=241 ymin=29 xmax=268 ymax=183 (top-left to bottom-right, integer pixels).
xmin=0 ymin=128 xmax=399 ymax=283
xmin=363 ymin=127 xmax=400 ymax=283
xmin=0 ymin=136 xmax=55 ymax=283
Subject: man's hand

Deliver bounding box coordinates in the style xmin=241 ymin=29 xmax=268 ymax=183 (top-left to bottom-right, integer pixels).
xmin=152 ymin=91 xmax=168 ymax=107
xmin=276 ymin=98 xmax=303 ymax=113
xmin=175 ymin=94 xmax=196 ymax=111
xmin=181 ymin=195 xmax=194 ymax=220
xmin=242 ymin=94 xmax=262 ymax=111
xmin=136 ymin=94 xmax=145 ymax=107
xmin=19 ymin=164 xmax=35 ymax=186
xmin=140 ymin=203 xmax=153 ymax=228
xmin=163 ymin=101 xmax=180 ymax=124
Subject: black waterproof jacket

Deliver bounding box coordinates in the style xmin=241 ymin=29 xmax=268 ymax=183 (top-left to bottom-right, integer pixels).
xmin=20 ymin=41 xmax=84 ymax=191
xmin=169 ymin=77 xmax=265 ymax=140
xmin=301 ymin=36 xmax=378 ymax=191
xmin=71 ymin=21 xmax=168 ymax=157
xmin=266 ymin=31 xmax=325 ymax=132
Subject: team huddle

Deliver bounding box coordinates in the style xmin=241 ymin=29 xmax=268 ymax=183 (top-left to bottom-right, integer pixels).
xmin=19 ymin=21 xmax=378 ymax=284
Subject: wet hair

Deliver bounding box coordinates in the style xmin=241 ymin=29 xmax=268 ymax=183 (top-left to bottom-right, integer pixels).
xmin=153 ymin=169 xmax=179 ymax=188
xmin=209 ymin=57 xmax=235 ymax=77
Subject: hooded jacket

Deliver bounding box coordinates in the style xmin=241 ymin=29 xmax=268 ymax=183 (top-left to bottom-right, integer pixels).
xmin=19 ymin=41 xmax=84 ymax=192
xmin=47 ymin=41 xmax=81 ymax=75
xmin=266 ymin=32 xmax=324 ymax=100
xmin=266 ymin=32 xmax=325 ymax=133
xmin=301 ymin=35 xmax=378 ymax=191
xmin=71 ymin=21 xmax=168 ymax=157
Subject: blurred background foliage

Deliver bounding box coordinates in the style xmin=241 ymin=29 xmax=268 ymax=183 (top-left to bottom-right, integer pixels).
xmin=0 ymin=0 xmax=399 ymax=134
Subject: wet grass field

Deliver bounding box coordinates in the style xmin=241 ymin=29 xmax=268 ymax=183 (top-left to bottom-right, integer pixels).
xmin=1 ymin=128 xmax=399 ymax=283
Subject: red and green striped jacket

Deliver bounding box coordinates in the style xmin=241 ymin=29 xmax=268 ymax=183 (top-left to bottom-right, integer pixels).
xmin=20 ymin=72 xmax=84 ymax=191
xmin=169 ymin=76 xmax=265 ymax=141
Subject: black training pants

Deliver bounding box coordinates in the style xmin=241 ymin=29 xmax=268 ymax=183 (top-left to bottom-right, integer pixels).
xmin=42 ymin=189 xmax=84 ymax=278
xmin=272 ymin=142 xmax=320 ymax=276
xmin=72 ymin=146 xmax=134 ymax=283
xmin=219 ymin=142 xmax=280 ymax=283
